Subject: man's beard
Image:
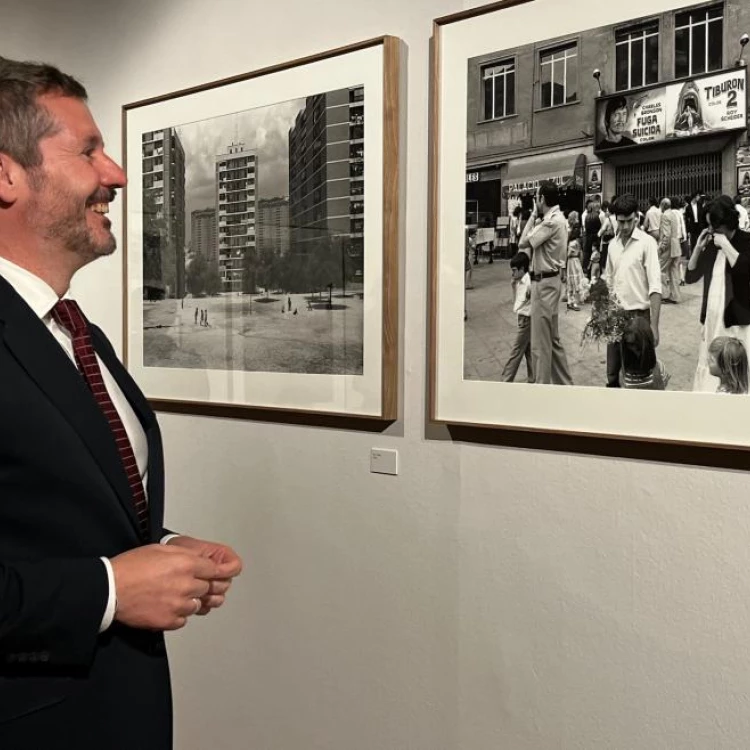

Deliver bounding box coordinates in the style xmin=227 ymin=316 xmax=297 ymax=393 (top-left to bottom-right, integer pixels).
xmin=26 ymin=169 xmax=116 ymax=261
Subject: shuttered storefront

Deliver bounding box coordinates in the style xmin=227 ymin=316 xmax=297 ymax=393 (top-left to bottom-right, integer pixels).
xmin=615 ymin=152 xmax=722 ymax=204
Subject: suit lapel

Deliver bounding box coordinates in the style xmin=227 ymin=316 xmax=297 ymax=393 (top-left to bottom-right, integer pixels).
xmin=0 ymin=277 xmax=142 ymax=538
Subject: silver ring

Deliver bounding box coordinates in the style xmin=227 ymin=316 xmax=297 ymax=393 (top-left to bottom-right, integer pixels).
xmin=191 ymin=597 xmax=201 ymax=614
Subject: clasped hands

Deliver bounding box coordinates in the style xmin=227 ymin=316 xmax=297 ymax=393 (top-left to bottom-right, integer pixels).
xmin=111 ymin=535 xmax=242 ymax=631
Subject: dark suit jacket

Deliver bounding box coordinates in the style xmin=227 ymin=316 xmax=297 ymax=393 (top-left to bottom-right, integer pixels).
xmin=684 ymin=230 xmax=750 ymax=328
xmin=0 ymin=275 xmax=172 ymax=749
xmin=684 ymin=201 xmax=707 ymax=244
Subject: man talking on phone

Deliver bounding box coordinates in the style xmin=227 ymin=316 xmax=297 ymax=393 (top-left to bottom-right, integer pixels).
xmin=518 ymin=181 xmax=574 ymax=385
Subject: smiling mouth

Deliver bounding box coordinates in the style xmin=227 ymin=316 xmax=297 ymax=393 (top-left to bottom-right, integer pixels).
xmin=88 ymin=202 xmax=110 ymax=214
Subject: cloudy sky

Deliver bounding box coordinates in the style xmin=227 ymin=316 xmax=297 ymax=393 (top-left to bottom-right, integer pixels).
xmin=175 ymin=95 xmax=307 ymax=242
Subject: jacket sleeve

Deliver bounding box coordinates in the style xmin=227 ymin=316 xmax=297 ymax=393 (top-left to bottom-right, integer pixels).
xmin=0 ymin=558 xmax=109 ymax=668
xmin=684 ymin=247 xmax=711 ymax=284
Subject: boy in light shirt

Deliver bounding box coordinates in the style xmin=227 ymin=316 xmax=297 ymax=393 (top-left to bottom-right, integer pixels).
xmin=501 ymin=253 xmax=534 ymax=382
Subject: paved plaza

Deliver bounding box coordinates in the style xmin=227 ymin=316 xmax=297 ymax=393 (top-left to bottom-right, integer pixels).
xmin=143 ymin=289 xmax=364 ymax=375
xmin=464 ymin=258 xmax=705 ymax=391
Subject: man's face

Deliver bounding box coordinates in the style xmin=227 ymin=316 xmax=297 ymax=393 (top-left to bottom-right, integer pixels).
xmin=616 ymin=212 xmax=638 ymax=242
xmin=23 ymin=94 xmax=127 ymax=265
xmin=608 ymin=106 xmax=628 ymax=135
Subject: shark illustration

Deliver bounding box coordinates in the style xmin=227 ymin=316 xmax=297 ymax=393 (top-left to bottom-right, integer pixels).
xmin=672 ymin=80 xmax=708 ymax=136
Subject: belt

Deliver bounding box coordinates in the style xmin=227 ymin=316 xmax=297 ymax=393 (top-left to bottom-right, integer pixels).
xmin=529 ymin=270 xmax=559 ymax=281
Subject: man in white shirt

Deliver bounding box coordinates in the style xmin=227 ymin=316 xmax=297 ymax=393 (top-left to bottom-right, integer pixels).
xmin=605 ymin=194 xmax=662 ymax=387
xmin=644 ymin=196 xmax=661 ymax=241
xmin=0 ymin=56 xmax=241 ymax=748
xmin=735 ymin=194 xmax=750 ymax=231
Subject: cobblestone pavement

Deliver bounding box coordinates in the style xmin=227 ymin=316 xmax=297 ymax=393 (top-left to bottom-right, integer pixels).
xmin=463 ymin=258 xmax=704 ymax=391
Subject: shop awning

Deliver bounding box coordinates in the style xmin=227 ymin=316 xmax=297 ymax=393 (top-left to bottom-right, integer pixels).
xmin=503 ymin=152 xmax=585 ymax=194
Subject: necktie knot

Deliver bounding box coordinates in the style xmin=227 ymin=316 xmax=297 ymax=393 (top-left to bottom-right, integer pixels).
xmin=52 ymin=299 xmax=88 ymax=337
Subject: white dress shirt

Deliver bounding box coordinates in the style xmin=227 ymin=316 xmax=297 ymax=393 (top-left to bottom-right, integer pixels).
xmin=0 ymin=256 xmax=148 ymax=631
xmin=605 ymin=227 xmax=662 ymax=309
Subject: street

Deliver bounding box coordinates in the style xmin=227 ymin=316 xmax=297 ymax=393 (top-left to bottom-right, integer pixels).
xmin=463 ymin=258 xmax=704 ymax=390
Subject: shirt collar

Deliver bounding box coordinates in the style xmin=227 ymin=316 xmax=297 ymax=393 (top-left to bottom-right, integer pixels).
xmin=0 ymin=256 xmax=65 ymax=319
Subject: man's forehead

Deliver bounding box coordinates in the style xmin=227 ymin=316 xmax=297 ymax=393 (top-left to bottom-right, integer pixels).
xmin=616 ymin=213 xmax=637 ymax=221
xmin=37 ymin=93 xmax=103 ymax=145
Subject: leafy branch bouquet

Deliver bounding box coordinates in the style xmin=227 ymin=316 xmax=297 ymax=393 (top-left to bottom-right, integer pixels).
xmin=581 ymin=279 xmax=630 ymax=347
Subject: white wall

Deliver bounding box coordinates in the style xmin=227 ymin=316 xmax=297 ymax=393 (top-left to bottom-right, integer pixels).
xmin=4 ymin=0 xmax=750 ymax=747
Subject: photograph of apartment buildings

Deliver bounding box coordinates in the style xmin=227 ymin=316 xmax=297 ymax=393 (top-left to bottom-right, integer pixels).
xmin=463 ymin=0 xmax=750 ymax=391
xmin=139 ymin=85 xmax=367 ymax=376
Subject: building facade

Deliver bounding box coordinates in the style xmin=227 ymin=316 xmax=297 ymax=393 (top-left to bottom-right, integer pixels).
xmin=215 ymin=142 xmax=258 ymax=293
xmin=288 ymin=86 xmax=365 ymax=278
xmin=258 ymin=197 xmax=290 ymax=258
xmin=191 ymin=207 xmax=218 ymax=264
xmin=466 ymin=0 xmax=750 ymax=230
xmin=142 ymin=127 xmax=186 ymax=299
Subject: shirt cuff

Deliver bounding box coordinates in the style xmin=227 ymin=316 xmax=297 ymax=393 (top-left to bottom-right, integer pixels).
xmin=160 ymin=533 xmax=180 ymax=545
xmin=98 ymin=557 xmax=117 ymax=633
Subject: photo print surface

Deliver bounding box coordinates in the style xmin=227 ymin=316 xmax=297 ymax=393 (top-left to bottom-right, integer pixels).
xmin=461 ymin=0 xmax=749 ymax=395
xmin=140 ymin=87 xmax=366 ymax=377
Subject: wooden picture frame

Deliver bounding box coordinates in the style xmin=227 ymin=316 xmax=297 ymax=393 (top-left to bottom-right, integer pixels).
xmin=430 ymin=0 xmax=750 ymax=456
xmin=123 ymin=37 xmax=400 ymax=422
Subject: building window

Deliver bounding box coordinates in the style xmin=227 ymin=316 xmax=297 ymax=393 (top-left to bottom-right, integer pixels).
xmin=675 ymin=4 xmax=723 ymax=78
xmin=540 ymin=44 xmax=577 ymax=108
xmin=482 ymin=60 xmax=515 ymax=119
xmin=615 ymin=22 xmax=659 ymax=90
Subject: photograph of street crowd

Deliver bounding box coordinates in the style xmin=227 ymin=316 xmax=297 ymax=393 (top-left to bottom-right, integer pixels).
xmin=463 ymin=0 xmax=750 ymax=394
xmin=140 ymin=84 xmax=366 ymax=375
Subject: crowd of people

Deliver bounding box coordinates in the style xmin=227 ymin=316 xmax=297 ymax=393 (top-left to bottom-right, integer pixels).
xmin=479 ymin=181 xmax=750 ymax=393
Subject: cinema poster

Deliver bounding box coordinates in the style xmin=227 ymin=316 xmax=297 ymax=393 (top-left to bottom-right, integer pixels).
xmin=595 ymin=68 xmax=747 ymax=153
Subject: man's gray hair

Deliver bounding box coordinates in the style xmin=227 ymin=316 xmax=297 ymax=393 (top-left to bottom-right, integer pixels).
xmin=0 ymin=56 xmax=87 ymax=169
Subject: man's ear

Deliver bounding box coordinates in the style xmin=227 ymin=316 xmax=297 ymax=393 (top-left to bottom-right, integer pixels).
xmin=0 ymin=152 xmax=25 ymax=205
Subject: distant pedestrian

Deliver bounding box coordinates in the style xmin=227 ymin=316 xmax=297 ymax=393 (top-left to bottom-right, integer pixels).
xmin=204 ymin=308 xmax=209 ymax=327
xmin=288 ymin=295 xmax=292 ymax=310
xmin=194 ymin=307 xmax=198 ymax=324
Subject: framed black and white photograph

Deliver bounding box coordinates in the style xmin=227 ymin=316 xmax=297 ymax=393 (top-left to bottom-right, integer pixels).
xmin=431 ymin=0 xmax=750 ymax=450
xmin=123 ymin=37 xmax=400 ymax=420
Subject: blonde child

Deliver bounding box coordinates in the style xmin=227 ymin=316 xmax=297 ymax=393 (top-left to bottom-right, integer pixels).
xmin=708 ymin=336 xmax=749 ymax=394
xmin=566 ymin=238 xmax=585 ymax=311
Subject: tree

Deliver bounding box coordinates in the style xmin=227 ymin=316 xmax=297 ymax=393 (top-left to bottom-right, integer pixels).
xmin=186 ymin=252 xmax=208 ymax=297
xmin=205 ymin=260 xmax=222 ymax=296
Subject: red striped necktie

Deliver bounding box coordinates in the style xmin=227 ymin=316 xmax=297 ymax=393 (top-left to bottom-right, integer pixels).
xmin=51 ymin=299 xmax=149 ymax=539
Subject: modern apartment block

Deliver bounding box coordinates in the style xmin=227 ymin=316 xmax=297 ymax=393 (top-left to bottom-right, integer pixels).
xmin=258 ymin=197 xmax=290 ymax=258
xmin=288 ymin=86 xmax=365 ymax=277
xmin=466 ymin=0 xmax=750 ymax=228
xmin=215 ymin=142 xmax=258 ymax=293
xmin=191 ymin=207 xmax=218 ymax=264
xmin=141 ymin=127 xmax=186 ymax=299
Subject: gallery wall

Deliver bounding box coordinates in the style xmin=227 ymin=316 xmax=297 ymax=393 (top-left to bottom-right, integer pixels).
xmin=4 ymin=0 xmax=750 ymax=748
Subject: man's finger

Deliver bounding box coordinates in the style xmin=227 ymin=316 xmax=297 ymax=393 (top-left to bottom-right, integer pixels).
xmin=198 ymin=594 xmax=225 ymax=612
xmin=207 ymin=579 xmax=231 ymax=595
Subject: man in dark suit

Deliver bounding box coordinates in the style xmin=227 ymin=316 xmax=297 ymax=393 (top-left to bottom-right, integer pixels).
xmin=684 ymin=189 xmax=707 ymax=251
xmin=0 ymin=57 xmax=242 ymax=748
